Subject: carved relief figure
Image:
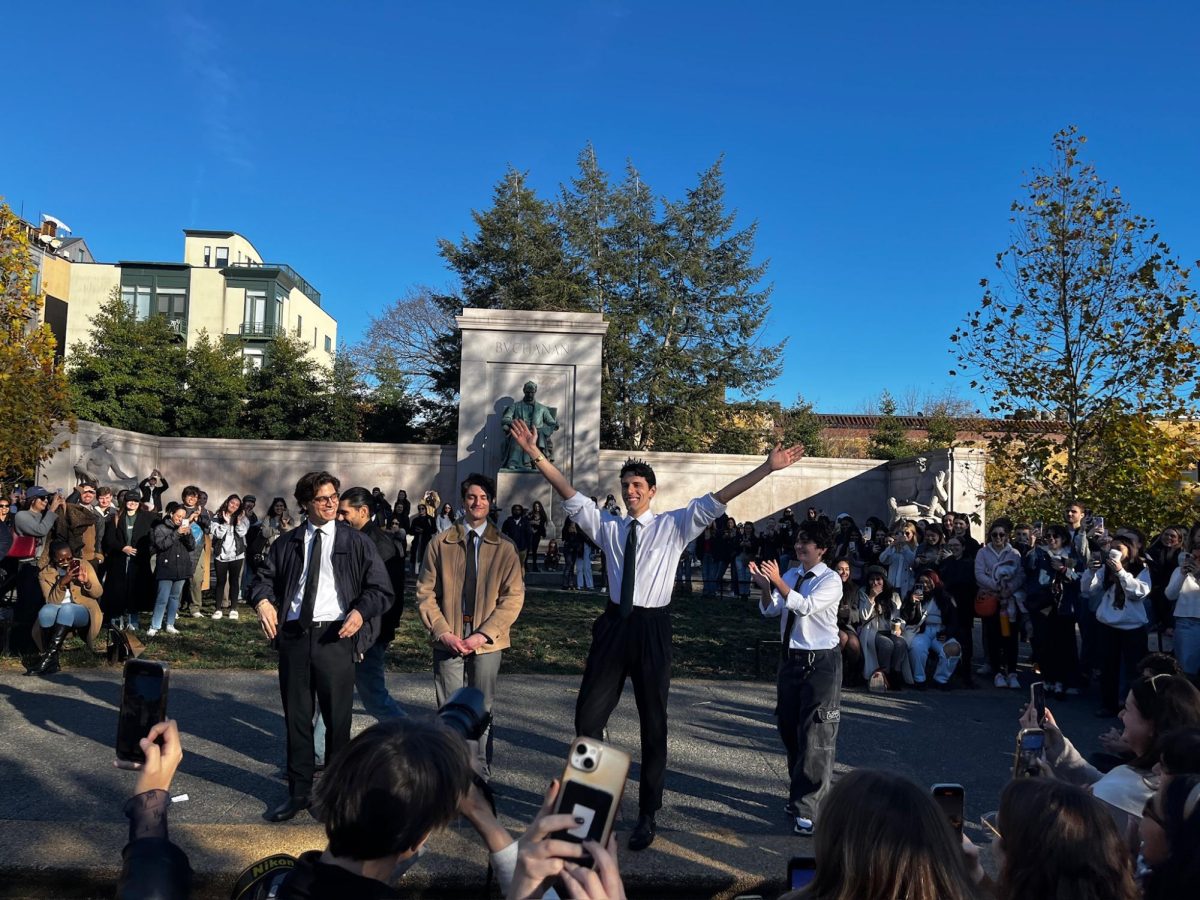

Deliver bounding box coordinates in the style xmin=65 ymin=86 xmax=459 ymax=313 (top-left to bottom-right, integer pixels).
xmin=73 ymin=434 xmax=140 ymax=491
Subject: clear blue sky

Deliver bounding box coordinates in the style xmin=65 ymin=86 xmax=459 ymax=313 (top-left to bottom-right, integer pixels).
xmin=4 ymin=1 xmax=1198 ymax=413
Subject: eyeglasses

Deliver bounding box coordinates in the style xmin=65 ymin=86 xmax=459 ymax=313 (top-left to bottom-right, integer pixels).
xmin=990 ymin=532 xmax=1008 ymax=539
xmin=312 ymin=493 xmax=340 ymax=506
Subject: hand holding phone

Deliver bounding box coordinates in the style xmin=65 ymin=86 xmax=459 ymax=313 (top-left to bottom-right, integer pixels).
xmin=1030 ymin=682 xmax=1046 ymax=726
xmin=1013 ymin=727 xmax=1046 ymax=779
xmin=115 ymin=661 xmax=170 ymax=769
xmin=550 ymin=738 xmax=631 ymax=861
xmin=931 ymin=784 xmax=965 ymax=838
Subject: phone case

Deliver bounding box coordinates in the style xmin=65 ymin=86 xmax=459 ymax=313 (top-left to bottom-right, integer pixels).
xmin=553 ymin=737 xmax=631 ymax=848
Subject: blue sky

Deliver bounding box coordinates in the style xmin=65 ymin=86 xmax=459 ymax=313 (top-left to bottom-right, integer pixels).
xmin=4 ymin=1 xmax=1198 ymax=413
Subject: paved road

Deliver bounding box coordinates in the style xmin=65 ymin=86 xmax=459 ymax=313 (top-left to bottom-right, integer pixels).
xmin=0 ymin=666 xmax=1106 ymax=898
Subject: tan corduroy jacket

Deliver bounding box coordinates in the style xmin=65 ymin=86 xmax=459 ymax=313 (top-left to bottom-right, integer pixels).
xmin=417 ymin=521 xmax=524 ymax=653
xmin=35 ymin=560 xmax=104 ymax=650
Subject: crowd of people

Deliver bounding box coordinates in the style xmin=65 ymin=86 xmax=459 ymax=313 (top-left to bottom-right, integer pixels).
xmin=7 ymin=464 xmax=1200 ymax=899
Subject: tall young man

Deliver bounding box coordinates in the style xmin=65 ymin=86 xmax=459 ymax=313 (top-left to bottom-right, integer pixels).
xmin=748 ymin=521 xmax=841 ymax=837
xmin=509 ymin=418 xmax=804 ymax=850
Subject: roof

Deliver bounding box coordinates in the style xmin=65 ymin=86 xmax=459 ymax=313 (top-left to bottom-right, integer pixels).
xmin=813 ymin=413 xmax=1064 ymax=432
xmin=182 ymin=229 xmax=238 ymax=238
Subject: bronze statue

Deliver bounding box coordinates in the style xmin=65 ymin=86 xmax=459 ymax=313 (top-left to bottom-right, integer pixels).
xmin=500 ymin=381 xmax=559 ymax=470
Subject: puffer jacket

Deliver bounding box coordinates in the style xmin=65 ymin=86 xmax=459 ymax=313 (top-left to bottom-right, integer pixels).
xmin=152 ymin=521 xmax=197 ymax=581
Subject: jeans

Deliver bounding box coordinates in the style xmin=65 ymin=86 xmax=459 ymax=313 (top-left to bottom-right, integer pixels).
xmin=701 ymin=559 xmax=719 ymax=595
xmin=734 ymin=555 xmax=752 ymax=596
xmin=576 ymin=546 xmax=594 ymax=590
xmin=1174 ymin=617 xmax=1200 ymax=677
xmin=908 ymin=630 xmax=961 ymax=684
xmin=776 ymin=649 xmax=841 ymax=821
xmin=151 ymin=580 xmax=186 ymax=630
xmin=313 ymin=641 xmax=407 ymax=764
xmin=37 ymin=603 xmax=91 ymax=629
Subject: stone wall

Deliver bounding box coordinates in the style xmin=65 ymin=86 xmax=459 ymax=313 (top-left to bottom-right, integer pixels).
xmin=40 ymin=422 xmax=985 ymax=538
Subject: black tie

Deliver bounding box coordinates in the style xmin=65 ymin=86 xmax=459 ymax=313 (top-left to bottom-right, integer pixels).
xmin=620 ymin=520 xmax=638 ymax=618
xmin=299 ymin=527 xmax=322 ymax=628
xmin=463 ymin=531 xmax=478 ymax=620
xmin=781 ymin=571 xmax=817 ymax=658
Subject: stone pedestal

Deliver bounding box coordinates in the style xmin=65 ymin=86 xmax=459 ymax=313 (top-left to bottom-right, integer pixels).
xmin=455 ymin=309 xmax=608 ymax=522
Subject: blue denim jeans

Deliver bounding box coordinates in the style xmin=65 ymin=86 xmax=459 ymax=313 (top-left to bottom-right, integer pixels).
xmin=151 ymin=579 xmax=186 ymax=630
xmin=1174 ymin=617 xmax=1200 ymax=677
xmin=313 ymin=641 xmax=406 ymax=763
xmin=38 ymin=603 xmax=91 ymax=629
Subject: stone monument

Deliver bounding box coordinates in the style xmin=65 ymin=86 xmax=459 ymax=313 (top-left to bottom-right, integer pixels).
xmin=454 ymin=309 xmax=608 ymax=523
xmin=500 ymin=381 xmax=560 ymax=470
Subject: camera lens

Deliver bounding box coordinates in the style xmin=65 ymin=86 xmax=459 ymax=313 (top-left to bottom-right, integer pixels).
xmin=576 ymin=744 xmax=587 ymax=755
xmin=582 ymin=757 xmax=595 ymax=770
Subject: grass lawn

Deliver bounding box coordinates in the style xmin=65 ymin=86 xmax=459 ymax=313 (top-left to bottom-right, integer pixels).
xmin=3 ymin=586 xmax=781 ymax=680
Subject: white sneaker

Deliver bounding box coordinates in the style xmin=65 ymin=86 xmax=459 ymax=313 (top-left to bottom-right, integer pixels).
xmin=125 ymin=622 xmax=138 ymax=633
xmin=1007 ymin=672 xmax=1021 ymax=689
xmin=211 ymin=610 xmax=224 ymax=620
xmin=165 ymin=626 xmax=180 ymax=635
xmin=994 ymin=673 xmax=1007 ymax=689
xmin=192 ymin=609 xmax=204 ymax=618
xmin=228 ymin=609 xmax=240 ymax=620
xmin=146 ymin=628 xmax=159 ymax=637
xmin=793 ymin=815 xmax=814 ymax=836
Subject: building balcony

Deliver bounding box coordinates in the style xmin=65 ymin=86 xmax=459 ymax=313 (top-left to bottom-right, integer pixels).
xmin=224 ymin=261 xmax=322 ymax=307
xmin=236 ymin=322 xmax=281 ymax=339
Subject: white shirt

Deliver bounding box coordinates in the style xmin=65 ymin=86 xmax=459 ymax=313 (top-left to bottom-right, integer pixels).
xmin=463 ymin=520 xmax=487 ymax=569
xmin=1166 ymin=567 xmax=1200 ymax=619
xmin=562 ymin=490 xmax=726 ymax=609
xmin=760 ymin=562 xmax=841 ymax=651
xmin=286 ymin=519 xmax=341 ymax=622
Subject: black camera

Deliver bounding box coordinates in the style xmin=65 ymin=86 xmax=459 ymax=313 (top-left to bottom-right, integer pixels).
xmin=438 ymin=686 xmax=491 ymax=742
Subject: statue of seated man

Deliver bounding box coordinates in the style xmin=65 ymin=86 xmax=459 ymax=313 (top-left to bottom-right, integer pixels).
xmin=501 ymin=381 xmax=559 ymax=470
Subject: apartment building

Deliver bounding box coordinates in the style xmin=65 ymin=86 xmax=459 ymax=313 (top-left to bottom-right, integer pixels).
xmin=23 ymin=215 xmax=337 ymax=369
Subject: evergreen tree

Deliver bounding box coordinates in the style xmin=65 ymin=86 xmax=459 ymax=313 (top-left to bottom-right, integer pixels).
xmin=241 ymin=334 xmax=325 ymax=440
xmin=0 ymin=201 xmax=74 ymax=482
xmin=779 ymin=394 xmax=827 ymax=457
xmin=868 ymin=391 xmax=915 ymax=460
xmin=68 ymin=288 xmax=185 ymax=434
xmin=361 ymin=358 xmax=422 ymax=443
xmin=321 ymin=347 xmax=364 ymax=443
xmin=175 ymin=330 xmax=247 ymax=438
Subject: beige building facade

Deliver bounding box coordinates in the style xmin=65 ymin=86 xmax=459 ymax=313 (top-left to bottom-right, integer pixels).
xmin=26 ymin=217 xmax=336 ymax=370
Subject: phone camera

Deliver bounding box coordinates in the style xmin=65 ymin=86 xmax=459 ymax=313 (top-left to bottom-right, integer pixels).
xmin=576 ymin=744 xmax=587 ymax=755
xmin=582 ymin=757 xmax=595 ymax=770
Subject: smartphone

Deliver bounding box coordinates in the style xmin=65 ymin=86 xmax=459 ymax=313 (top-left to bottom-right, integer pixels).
xmin=1030 ymin=682 xmax=1046 ymax=726
xmin=787 ymin=856 xmax=817 ymax=890
xmin=1013 ymin=727 xmax=1045 ymax=779
xmin=551 ymin=738 xmax=631 ymax=861
xmin=115 ymin=660 xmax=170 ymax=766
xmin=931 ymin=783 xmax=965 ymax=838
xmin=860 ymin=526 xmax=872 ymax=542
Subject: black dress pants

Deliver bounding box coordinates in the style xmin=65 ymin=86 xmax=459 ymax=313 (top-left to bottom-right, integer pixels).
xmin=278 ymin=621 xmax=355 ymax=798
xmin=575 ymin=605 xmax=671 ymax=814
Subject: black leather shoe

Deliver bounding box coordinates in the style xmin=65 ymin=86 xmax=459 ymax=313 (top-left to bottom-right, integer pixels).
xmin=628 ymin=813 xmax=656 ymax=851
xmin=264 ymin=796 xmax=311 ymax=822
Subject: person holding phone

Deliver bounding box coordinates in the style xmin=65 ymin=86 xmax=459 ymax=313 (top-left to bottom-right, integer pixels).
xmin=906 ymin=570 xmax=961 ymax=690
xmin=147 ymin=503 xmax=197 ymax=637
xmin=27 ymin=541 xmax=104 ymax=675
xmin=1083 ymin=536 xmax=1151 ymax=716
xmin=209 ymin=493 xmax=249 ymax=620
xmin=1165 ymin=546 xmax=1200 ymax=678
xmin=509 ymin=417 xmax=805 ymax=851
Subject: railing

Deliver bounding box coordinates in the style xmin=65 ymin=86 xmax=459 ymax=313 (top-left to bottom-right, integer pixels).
xmin=165 ymin=318 xmax=187 ymax=337
xmin=224 ymin=261 xmax=321 ymax=307
xmin=237 ymin=322 xmax=281 ymax=339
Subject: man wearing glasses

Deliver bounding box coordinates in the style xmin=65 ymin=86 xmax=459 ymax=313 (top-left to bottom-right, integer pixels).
xmin=251 ymin=471 xmax=394 ymax=822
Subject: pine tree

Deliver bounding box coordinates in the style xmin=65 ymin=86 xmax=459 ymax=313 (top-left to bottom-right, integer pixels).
xmin=68 ymin=288 xmax=186 ymax=434
xmin=175 ymin=330 xmax=247 ymax=438
xmin=868 ymin=391 xmax=915 ymax=460
xmin=321 ymin=348 xmax=364 ymax=443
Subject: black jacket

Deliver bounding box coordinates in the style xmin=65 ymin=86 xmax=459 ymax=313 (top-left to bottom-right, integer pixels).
xmin=361 ymin=520 xmax=405 ymax=644
xmin=151 ymin=522 xmax=197 ymax=581
xmin=278 ymin=851 xmax=400 ymax=900
xmin=249 ymin=521 xmax=394 ymax=659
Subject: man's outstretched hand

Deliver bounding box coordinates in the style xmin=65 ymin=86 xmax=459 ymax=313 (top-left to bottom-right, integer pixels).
xmin=510 ymin=419 xmax=540 ymax=455
xmin=768 ymin=442 xmax=806 ymax=471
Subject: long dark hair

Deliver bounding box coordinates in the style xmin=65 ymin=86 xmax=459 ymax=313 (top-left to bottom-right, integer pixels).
xmin=1127 ymin=675 xmax=1200 ymax=770
xmin=785 ymin=769 xmax=976 ymax=900
xmin=217 ymin=493 xmax=243 ymax=524
xmin=1144 ymin=774 xmax=1200 ymax=900
xmin=998 ymin=778 xmax=1139 ymax=900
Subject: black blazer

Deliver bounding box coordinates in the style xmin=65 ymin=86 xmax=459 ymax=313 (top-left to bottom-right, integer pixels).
xmin=249 ymin=520 xmax=394 ymax=659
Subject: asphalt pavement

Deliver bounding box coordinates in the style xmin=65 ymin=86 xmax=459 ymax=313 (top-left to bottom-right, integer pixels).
xmin=0 ymin=661 xmax=1108 ymax=899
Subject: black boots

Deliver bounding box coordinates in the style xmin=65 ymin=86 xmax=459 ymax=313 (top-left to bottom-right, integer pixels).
xmin=25 ymin=624 xmax=69 ymax=676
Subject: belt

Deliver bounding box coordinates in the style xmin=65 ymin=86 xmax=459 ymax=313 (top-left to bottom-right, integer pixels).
xmin=605 ymin=602 xmax=670 ymax=617
xmin=785 ymin=647 xmax=837 ymax=660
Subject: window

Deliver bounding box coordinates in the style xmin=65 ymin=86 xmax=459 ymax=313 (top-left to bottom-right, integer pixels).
xmin=324 ymin=335 xmax=332 ymax=353
xmin=157 ymin=288 xmax=187 ymax=334
xmin=296 ymin=314 xmax=302 ymax=336
xmin=313 ymin=327 xmax=317 ymax=348
xmin=215 ymin=247 xmax=229 ymax=267
xmin=122 ymin=285 xmax=152 ymax=321
xmin=244 ymin=290 xmax=267 ymax=335
xmin=203 ymin=245 xmax=211 ymax=267
xmin=243 ymin=348 xmax=264 ymax=372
